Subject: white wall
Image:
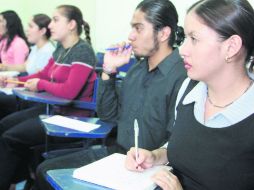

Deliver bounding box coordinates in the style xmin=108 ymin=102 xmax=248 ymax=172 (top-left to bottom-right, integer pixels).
xmin=0 ymin=0 xmax=253 ymax=52
xmin=94 ymin=0 xmax=254 ymax=51
xmin=94 ymin=0 xmax=141 ymax=52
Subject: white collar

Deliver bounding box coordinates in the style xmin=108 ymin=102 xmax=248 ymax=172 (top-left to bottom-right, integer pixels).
xmin=182 ymin=80 xmax=254 ymax=125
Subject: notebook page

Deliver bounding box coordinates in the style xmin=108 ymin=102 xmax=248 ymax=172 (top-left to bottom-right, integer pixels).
xmin=73 ymin=153 xmax=171 ymax=190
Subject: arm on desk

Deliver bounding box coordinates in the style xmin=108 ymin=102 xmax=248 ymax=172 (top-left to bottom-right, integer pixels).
xmin=37 ymin=64 xmax=95 ymax=99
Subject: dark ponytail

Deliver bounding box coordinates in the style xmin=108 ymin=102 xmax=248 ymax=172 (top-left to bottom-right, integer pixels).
xmin=136 ymin=0 xmax=183 ymax=47
xmin=175 ymin=26 xmax=185 ymax=46
xmin=249 ymin=55 xmax=254 ymax=72
xmin=83 ymin=20 xmax=91 ymax=45
xmin=57 ymin=5 xmax=92 ymax=45
xmin=33 ymin=14 xmax=51 ymax=39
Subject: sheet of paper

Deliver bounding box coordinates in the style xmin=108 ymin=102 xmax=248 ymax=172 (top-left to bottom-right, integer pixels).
xmin=73 ymin=153 xmax=172 ymax=190
xmin=42 ymin=115 xmax=101 ymax=133
xmin=0 ymin=87 xmax=26 ymax=95
xmin=0 ymin=71 xmax=20 ymax=77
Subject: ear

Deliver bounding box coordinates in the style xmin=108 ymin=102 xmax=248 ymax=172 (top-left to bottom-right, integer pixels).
xmin=224 ymin=35 xmax=242 ymax=59
xmin=39 ymin=27 xmax=47 ymax=36
xmin=158 ymin=26 xmax=171 ymax=43
xmin=68 ymin=19 xmax=77 ymax=31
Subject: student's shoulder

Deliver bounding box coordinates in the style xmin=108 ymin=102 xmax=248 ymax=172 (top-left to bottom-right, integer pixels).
xmin=74 ymin=39 xmax=95 ymax=55
xmin=40 ymin=41 xmax=55 ymax=53
xmin=13 ymin=36 xmax=28 ymax=48
xmin=70 ymin=39 xmax=96 ymax=66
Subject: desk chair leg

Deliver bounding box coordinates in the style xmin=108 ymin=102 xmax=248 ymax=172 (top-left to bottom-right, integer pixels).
xmin=46 ymin=104 xmax=54 ymax=115
xmin=45 ymin=134 xmax=49 ymax=154
xmin=15 ymin=97 xmax=21 ymax=111
xmin=46 ymin=104 xmax=50 ymax=115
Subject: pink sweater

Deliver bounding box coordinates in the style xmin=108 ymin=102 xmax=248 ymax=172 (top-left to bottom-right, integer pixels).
xmin=0 ymin=35 xmax=29 ymax=64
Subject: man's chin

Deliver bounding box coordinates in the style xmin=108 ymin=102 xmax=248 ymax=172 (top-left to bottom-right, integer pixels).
xmin=133 ymin=52 xmax=144 ymax=59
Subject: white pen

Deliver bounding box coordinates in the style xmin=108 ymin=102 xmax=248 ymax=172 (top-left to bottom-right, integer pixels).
xmin=134 ymin=119 xmax=139 ymax=162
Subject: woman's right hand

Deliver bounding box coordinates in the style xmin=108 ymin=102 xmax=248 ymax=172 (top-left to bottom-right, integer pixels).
xmin=103 ymin=42 xmax=132 ymax=73
xmin=125 ymin=147 xmax=155 ymax=172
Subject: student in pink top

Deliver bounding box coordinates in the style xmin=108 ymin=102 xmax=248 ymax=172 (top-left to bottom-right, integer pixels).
xmin=0 ymin=10 xmax=29 ymax=65
xmin=0 ymin=14 xmax=55 ymax=75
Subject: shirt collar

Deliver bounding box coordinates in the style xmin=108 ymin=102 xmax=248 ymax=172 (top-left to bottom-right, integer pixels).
xmin=156 ymin=48 xmax=183 ymax=76
xmin=183 ymin=81 xmax=207 ymax=105
xmin=183 ymin=80 xmax=254 ymax=124
xmin=221 ymin=81 xmax=254 ymax=123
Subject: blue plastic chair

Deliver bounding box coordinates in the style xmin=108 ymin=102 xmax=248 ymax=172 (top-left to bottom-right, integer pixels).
xmin=71 ymin=78 xmax=98 ymax=111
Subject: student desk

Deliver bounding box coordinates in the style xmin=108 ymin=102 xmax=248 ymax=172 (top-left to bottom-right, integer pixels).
xmin=41 ymin=116 xmax=115 ymax=138
xmin=40 ymin=115 xmax=115 ymax=157
xmin=47 ymin=168 xmax=110 ymax=190
xmin=12 ymin=89 xmax=72 ymax=114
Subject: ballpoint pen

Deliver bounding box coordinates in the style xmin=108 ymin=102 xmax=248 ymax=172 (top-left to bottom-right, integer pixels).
xmin=134 ymin=119 xmax=139 ymax=162
xmin=105 ymin=44 xmax=131 ymax=51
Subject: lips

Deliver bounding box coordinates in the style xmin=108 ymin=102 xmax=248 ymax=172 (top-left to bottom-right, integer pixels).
xmin=184 ymin=61 xmax=192 ymax=70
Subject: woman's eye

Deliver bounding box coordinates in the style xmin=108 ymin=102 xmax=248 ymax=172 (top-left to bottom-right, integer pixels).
xmin=191 ymin=36 xmax=197 ymax=44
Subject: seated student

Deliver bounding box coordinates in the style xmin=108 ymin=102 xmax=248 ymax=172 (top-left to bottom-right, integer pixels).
xmin=125 ymin=0 xmax=254 ymax=189
xmin=34 ymin=0 xmax=186 ymax=189
xmin=0 ymin=14 xmax=54 ymax=118
xmin=0 ymin=5 xmax=96 ymax=190
xmin=0 ymin=13 xmax=55 ymax=75
xmin=0 ymin=10 xmax=29 ymax=65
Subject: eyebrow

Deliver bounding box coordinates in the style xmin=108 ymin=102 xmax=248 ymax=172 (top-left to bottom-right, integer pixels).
xmin=52 ymin=16 xmax=59 ymax=20
xmin=186 ymin=31 xmax=196 ymax=36
xmin=187 ymin=31 xmax=195 ymax=36
xmin=130 ymin=22 xmax=143 ymax=28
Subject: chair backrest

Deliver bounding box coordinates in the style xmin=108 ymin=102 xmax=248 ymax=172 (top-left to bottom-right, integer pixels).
xmin=91 ymin=78 xmax=98 ymax=103
xmin=118 ymin=57 xmax=136 ymax=72
xmin=96 ymin=52 xmax=104 ymax=68
xmin=72 ymin=78 xmax=98 ymax=111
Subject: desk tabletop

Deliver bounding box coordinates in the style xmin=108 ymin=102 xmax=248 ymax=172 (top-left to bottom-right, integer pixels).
xmin=12 ymin=89 xmax=72 ymax=105
xmin=47 ymin=168 xmax=110 ymax=190
xmin=40 ymin=115 xmax=115 ymax=138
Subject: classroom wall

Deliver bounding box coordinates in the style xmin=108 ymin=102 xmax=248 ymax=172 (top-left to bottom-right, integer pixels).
xmin=0 ymin=0 xmax=254 ymax=52
xmin=0 ymin=0 xmax=96 ymax=48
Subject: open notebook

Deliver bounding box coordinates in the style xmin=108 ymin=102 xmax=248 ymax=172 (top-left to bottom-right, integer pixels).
xmin=73 ymin=153 xmax=171 ymax=190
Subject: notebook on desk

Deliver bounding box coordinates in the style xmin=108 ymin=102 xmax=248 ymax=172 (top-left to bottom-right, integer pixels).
xmin=73 ymin=153 xmax=171 ymax=190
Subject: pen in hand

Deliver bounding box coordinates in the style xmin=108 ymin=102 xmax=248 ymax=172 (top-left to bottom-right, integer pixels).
xmin=134 ymin=119 xmax=139 ymax=164
xmin=105 ymin=44 xmax=132 ymax=51
xmin=5 ymin=79 xmax=26 ymax=85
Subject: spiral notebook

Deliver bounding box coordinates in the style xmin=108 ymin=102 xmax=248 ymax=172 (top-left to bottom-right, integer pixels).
xmin=73 ymin=153 xmax=171 ymax=190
